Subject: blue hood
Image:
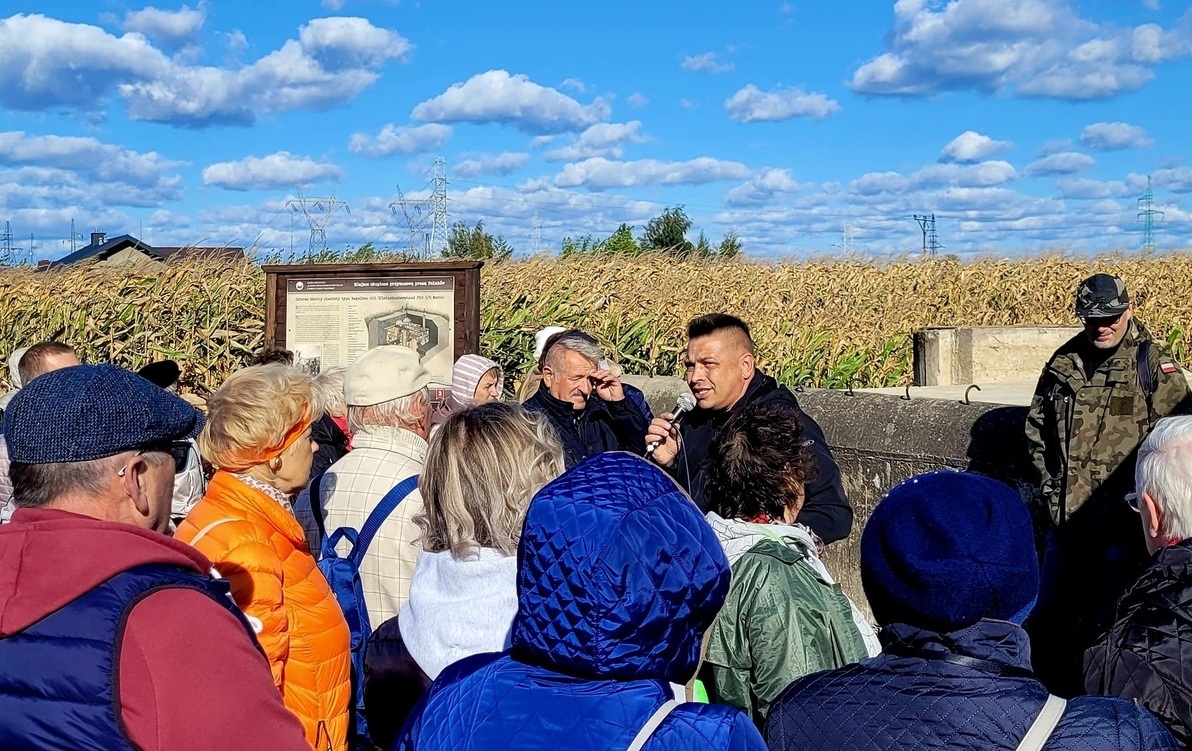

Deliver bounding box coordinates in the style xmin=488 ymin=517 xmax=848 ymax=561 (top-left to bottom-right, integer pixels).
xmin=511 ymin=452 xmax=730 ymax=683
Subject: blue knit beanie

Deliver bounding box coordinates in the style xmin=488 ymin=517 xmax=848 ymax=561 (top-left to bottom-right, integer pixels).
xmin=861 ymin=470 xmax=1039 ymax=632
xmin=4 ymin=364 xmax=202 ymax=464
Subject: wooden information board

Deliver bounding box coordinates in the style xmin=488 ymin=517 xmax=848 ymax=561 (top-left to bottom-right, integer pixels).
xmin=262 ymin=261 xmax=482 ymax=385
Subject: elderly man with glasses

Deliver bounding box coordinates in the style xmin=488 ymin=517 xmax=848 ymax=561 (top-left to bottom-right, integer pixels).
xmin=1025 ymin=274 xmax=1192 ymax=696
xmin=1087 ymin=415 xmax=1192 ymax=747
xmin=0 ymin=364 xmax=310 ymax=751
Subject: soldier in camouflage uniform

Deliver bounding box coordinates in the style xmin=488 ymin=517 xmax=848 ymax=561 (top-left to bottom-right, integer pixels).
xmin=1025 ymin=273 xmax=1191 ymax=697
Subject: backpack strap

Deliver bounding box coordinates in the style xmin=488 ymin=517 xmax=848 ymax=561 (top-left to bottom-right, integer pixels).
xmin=188 ymin=517 xmax=237 ymax=547
xmin=1137 ymin=339 xmax=1156 ymax=416
xmin=1015 ymin=695 xmax=1067 ymax=751
xmin=626 ymin=700 xmax=681 ymax=751
xmin=350 ymin=475 xmax=419 ymax=565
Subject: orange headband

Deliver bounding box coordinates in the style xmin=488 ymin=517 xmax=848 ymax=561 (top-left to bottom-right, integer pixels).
xmin=219 ymin=406 xmax=312 ymax=472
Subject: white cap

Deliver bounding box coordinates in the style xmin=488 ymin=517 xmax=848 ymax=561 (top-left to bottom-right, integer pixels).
xmin=533 ymin=326 xmax=568 ymax=361
xmin=345 ymin=345 xmax=432 ymax=407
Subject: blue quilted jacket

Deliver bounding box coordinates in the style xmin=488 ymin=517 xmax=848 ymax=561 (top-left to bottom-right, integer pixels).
xmin=395 ymin=452 xmax=766 ymax=751
xmin=766 ymin=620 xmax=1178 ymax=751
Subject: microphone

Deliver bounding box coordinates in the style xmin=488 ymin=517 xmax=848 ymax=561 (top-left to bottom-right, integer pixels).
xmin=646 ymin=392 xmax=697 ymax=456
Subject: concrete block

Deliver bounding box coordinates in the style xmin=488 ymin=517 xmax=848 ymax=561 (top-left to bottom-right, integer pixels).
xmin=914 ymin=326 xmax=1080 ymax=386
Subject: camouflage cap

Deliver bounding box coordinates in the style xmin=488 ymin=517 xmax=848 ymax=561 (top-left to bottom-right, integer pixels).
xmin=1075 ymin=273 xmax=1130 ymax=319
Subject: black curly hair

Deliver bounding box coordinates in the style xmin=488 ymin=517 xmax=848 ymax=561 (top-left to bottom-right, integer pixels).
xmin=703 ymin=401 xmax=817 ymax=520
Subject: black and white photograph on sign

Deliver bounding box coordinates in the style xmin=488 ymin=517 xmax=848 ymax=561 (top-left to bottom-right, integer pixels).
xmin=292 ymin=343 xmax=323 ymax=377
xmin=284 ymin=275 xmax=456 ymax=382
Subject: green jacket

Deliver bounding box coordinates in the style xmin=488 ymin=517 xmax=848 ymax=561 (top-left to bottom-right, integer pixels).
xmin=702 ymin=533 xmax=869 ymax=724
xmin=1025 ymin=321 xmax=1190 ymax=529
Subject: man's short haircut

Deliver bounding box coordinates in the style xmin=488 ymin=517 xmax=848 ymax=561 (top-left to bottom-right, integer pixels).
xmin=703 ymin=402 xmax=817 ymax=521
xmin=251 ymin=348 xmax=294 ymax=366
xmin=687 ymin=313 xmax=755 ymax=353
xmin=347 ymin=387 xmax=430 ymax=433
xmin=10 ymin=452 xmax=164 ymax=509
xmin=543 ymin=332 xmax=603 ymax=373
xmin=1136 ymin=416 xmax=1192 ymax=541
xmin=18 ymin=342 xmax=77 ymax=385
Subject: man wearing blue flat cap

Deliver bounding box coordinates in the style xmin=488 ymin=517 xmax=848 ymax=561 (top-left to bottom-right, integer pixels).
xmin=766 ymin=470 xmax=1177 ymax=751
xmin=0 ymin=364 xmax=309 ymax=751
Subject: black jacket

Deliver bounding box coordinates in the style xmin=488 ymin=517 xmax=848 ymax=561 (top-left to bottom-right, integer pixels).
xmin=1086 ymin=538 xmax=1192 ymax=747
xmin=362 ymin=615 xmax=431 ymax=751
xmin=672 ymin=371 xmax=852 ymax=544
xmin=523 ymin=383 xmax=649 ymax=469
xmin=310 ymin=414 xmax=350 ymax=480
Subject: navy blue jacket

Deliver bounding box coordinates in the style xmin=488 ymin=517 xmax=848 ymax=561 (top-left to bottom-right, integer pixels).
xmin=0 ymin=564 xmax=254 ymax=751
xmin=766 ymin=620 xmax=1177 ymax=751
xmin=394 ymin=453 xmax=766 ymax=751
xmin=673 ymin=372 xmax=853 ymax=543
xmin=524 ymin=383 xmax=649 ymax=469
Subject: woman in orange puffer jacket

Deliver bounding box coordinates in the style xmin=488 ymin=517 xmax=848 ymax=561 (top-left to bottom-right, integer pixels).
xmin=177 ymin=364 xmax=351 ymax=751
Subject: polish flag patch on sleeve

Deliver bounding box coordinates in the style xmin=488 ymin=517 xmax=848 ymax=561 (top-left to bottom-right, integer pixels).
xmin=1161 ymin=362 xmax=1179 ymax=374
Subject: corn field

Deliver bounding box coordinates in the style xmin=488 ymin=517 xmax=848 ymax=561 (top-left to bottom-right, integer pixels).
xmin=1 ymin=252 xmax=1190 ymax=394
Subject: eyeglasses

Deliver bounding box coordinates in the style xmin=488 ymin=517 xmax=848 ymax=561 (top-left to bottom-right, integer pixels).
xmin=1125 ymin=491 xmax=1141 ymax=513
xmin=117 ymin=441 xmax=192 ymax=477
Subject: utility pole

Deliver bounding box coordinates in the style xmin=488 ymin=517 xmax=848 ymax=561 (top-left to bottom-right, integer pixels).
xmin=390 ymin=184 xmax=429 ymax=256
xmin=841 ymin=223 xmax=856 ymax=253
xmin=286 ymin=189 xmax=350 ymax=259
xmin=428 ymin=157 xmax=448 ymax=257
xmin=0 ymin=221 xmax=14 ymax=265
xmin=912 ymin=214 xmax=941 ymax=257
xmin=1138 ymin=175 xmax=1164 ymax=253
xmin=531 ymin=213 xmax=543 ymax=255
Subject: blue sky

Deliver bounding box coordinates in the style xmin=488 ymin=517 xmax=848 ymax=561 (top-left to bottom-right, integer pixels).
xmin=1 ymin=0 xmax=1190 ymax=259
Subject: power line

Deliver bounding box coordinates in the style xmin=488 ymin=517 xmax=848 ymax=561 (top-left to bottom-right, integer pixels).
xmin=1138 ymin=175 xmax=1164 ymax=252
xmin=286 ymin=189 xmax=350 ymax=260
xmin=912 ymin=214 xmax=941 ymax=257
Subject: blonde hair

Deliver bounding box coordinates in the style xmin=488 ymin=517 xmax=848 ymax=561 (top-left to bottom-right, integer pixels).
xmin=417 ymin=402 xmax=564 ymax=559
xmin=199 ymin=364 xmax=318 ymax=470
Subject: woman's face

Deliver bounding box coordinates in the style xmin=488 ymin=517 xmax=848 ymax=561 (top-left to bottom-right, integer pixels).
xmin=272 ymin=424 xmax=317 ymax=496
xmin=473 ymin=368 xmax=502 ymax=403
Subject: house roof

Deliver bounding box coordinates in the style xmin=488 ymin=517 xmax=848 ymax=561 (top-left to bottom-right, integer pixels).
xmin=50 ymin=235 xmax=245 ymax=267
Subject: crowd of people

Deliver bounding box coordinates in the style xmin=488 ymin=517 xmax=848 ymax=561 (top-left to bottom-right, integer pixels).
xmin=1 ymin=272 xmax=1191 ymax=751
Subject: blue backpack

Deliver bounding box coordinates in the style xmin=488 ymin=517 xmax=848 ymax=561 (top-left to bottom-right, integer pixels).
xmin=319 ymin=475 xmax=419 ymax=751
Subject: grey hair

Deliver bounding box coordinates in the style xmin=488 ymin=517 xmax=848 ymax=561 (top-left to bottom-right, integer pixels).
xmin=10 ymin=451 xmax=166 ymax=509
xmin=1136 ymin=415 xmax=1192 ymax=541
xmin=544 ymin=335 xmax=603 ymax=372
xmin=347 ymin=387 xmax=430 ymax=432
xmin=312 ymin=367 xmax=348 ymax=418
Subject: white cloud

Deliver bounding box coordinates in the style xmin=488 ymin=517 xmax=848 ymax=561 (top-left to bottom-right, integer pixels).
xmin=1056 ymin=177 xmax=1130 ymax=199
xmin=552 ymin=156 xmax=751 ymax=190
xmin=560 ymin=78 xmax=586 ymax=93
xmin=724 ymin=84 xmax=840 ymax=122
xmin=455 ymin=152 xmax=530 ymax=178
xmin=1151 ymin=166 xmax=1192 ymax=193
xmin=411 ymin=70 xmax=610 ymax=134
xmin=202 ymin=151 xmax=341 ymax=190
xmin=0 ymin=14 xmax=410 ymax=126
xmin=545 ymin=121 xmax=647 ymax=162
xmin=913 ymin=161 xmax=1019 ymax=188
xmin=849 ymin=171 xmax=907 ymax=196
xmin=849 ymin=0 xmax=1192 ymax=100
xmin=1080 ymin=121 xmax=1153 ymax=151
xmin=939 ymin=131 xmax=1013 ymax=163
xmin=121 ymin=3 xmax=207 ymax=50
xmin=724 ymin=168 xmax=805 ymax=205
xmin=627 ymin=92 xmax=649 ymax=108
xmin=1025 ymin=152 xmax=1096 ymax=176
xmin=1037 ymin=138 xmax=1072 ymax=156
xmin=681 ymin=52 xmax=734 ymax=73
xmin=0 ymin=131 xmax=184 ymax=208
xmin=349 ymin=123 xmax=452 ymax=157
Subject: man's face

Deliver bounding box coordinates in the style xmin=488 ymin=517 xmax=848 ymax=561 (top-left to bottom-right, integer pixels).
xmin=1081 ymin=307 xmax=1132 ymax=350
xmin=685 ymin=332 xmax=753 ymax=411
xmin=543 ymin=349 xmax=595 ymax=409
xmin=473 ymin=369 xmax=501 ymax=403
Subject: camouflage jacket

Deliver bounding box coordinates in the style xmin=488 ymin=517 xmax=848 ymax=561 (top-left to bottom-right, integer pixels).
xmin=1025 ymin=321 xmax=1190 ymax=529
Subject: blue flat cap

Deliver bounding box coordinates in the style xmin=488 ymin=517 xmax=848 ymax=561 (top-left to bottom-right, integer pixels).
xmin=3 ymin=364 xmax=202 ymax=464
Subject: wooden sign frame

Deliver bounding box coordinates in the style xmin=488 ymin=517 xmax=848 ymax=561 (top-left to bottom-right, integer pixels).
xmin=263 ymin=261 xmax=482 ymax=381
